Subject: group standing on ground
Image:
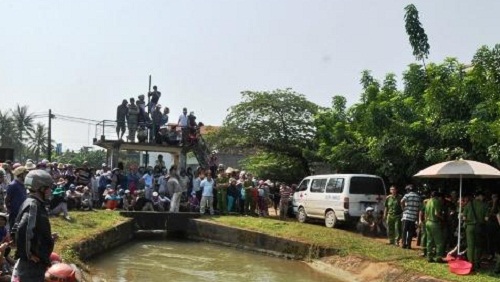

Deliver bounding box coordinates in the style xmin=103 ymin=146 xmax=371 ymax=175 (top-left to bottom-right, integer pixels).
xmin=365 ymin=183 xmax=500 ymax=274
xmin=191 ymin=165 xmax=295 ymax=218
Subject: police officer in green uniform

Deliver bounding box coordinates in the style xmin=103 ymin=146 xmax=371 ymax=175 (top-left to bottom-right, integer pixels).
xmin=216 ymin=171 xmax=229 ymax=214
xmin=419 ymin=196 xmax=430 ymax=257
xmin=425 ymin=191 xmax=444 ymax=263
xmin=243 ymin=177 xmax=255 ymax=215
xmin=494 ymin=208 xmax=500 ymax=274
xmin=463 ymin=191 xmax=488 ymax=271
xmin=383 ymin=185 xmax=403 ymax=245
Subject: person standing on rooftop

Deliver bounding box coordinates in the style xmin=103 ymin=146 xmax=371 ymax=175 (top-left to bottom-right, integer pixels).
xmin=148 ymin=85 xmax=161 ymax=113
xmin=116 ymin=99 xmax=128 ymax=140
xmin=178 ymin=108 xmax=188 ymax=144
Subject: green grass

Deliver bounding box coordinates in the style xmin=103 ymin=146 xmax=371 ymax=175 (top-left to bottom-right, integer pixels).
xmin=51 ymin=211 xmax=130 ymax=267
xmin=48 ymin=212 xmax=498 ymax=281
xmin=209 ymin=216 xmax=499 ymax=282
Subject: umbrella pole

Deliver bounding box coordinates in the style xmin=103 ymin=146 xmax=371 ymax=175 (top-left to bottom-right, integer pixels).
xmin=457 ymin=175 xmax=462 ymax=254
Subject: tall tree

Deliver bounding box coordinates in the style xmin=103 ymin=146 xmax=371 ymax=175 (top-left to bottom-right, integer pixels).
xmin=0 ymin=110 xmax=16 ymax=148
xmin=27 ymin=123 xmax=49 ymax=162
xmin=11 ymin=104 xmax=35 ymax=160
xmin=54 ymin=147 xmax=106 ymax=169
xmin=315 ymin=45 xmax=500 ymax=185
xmin=404 ymin=4 xmax=430 ymax=67
xmin=239 ymin=151 xmax=305 ymax=184
xmin=213 ymin=88 xmax=319 ymax=180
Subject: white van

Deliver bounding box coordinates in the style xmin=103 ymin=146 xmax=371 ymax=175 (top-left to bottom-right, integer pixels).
xmin=292 ymin=174 xmax=386 ymax=228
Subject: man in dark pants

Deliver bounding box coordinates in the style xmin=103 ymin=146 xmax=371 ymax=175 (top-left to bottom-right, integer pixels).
xmin=13 ymin=170 xmax=57 ymax=281
xmin=401 ymin=184 xmax=421 ymax=249
xmin=463 ymin=191 xmax=488 ymax=271
xmin=116 ymin=99 xmax=128 ymax=140
xmin=384 ymin=185 xmax=403 ymax=245
xmin=148 ymin=85 xmax=162 ymax=113
xmin=6 ymin=166 xmax=28 ymax=229
xmin=425 ymin=191 xmax=444 ymax=263
xmin=494 ymin=208 xmax=500 ymax=274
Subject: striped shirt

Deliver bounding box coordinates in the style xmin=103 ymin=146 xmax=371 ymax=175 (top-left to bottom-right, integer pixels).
xmin=279 ymin=186 xmax=292 ymax=203
xmin=402 ymin=192 xmax=421 ymax=222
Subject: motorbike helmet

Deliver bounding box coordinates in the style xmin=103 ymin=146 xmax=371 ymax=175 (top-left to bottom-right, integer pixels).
xmin=24 ymin=169 xmax=54 ymax=192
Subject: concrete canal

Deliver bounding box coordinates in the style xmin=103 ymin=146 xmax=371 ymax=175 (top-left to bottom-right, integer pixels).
xmin=88 ymin=240 xmax=340 ymax=281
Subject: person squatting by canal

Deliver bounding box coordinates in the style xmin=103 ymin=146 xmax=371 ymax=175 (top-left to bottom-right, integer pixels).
xmin=357 ymin=206 xmax=383 ymax=236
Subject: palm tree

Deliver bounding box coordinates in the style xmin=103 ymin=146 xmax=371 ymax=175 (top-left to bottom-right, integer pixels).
xmin=12 ymin=104 xmax=35 ymax=160
xmin=27 ymin=123 xmax=49 ymax=162
xmin=0 ymin=109 xmax=16 ymax=148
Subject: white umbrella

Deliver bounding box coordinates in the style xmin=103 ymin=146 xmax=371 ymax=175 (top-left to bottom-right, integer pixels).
xmin=414 ymin=159 xmax=500 ymax=254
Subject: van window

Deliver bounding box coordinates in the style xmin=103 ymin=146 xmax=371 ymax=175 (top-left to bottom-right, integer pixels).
xmin=349 ymin=177 xmax=385 ymax=195
xmin=326 ymin=178 xmax=344 ymax=193
xmin=310 ymin=178 xmax=327 ymax=193
xmin=297 ymin=179 xmax=310 ymax=192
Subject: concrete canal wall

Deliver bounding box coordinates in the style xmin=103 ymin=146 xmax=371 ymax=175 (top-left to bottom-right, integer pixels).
xmin=72 ymin=219 xmax=135 ymax=260
xmin=185 ymin=219 xmax=338 ymax=260
xmin=72 ymin=214 xmax=443 ymax=282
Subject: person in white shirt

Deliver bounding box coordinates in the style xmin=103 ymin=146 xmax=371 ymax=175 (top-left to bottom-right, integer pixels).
xmin=192 ymin=171 xmax=204 ymax=202
xmin=158 ymin=172 xmax=168 ymax=196
xmin=142 ymin=167 xmax=154 ymax=200
xmin=200 ymin=170 xmax=215 ymax=215
xmin=178 ymin=107 xmax=188 ymax=127
xmin=179 ymin=169 xmax=189 ymax=194
xmin=178 ymin=108 xmax=188 ymax=144
xmin=167 ymin=167 xmax=182 ymax=212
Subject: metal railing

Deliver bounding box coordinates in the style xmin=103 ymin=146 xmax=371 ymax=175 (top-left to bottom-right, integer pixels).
xmin=95 ymin=120 xmax=120 ymax=141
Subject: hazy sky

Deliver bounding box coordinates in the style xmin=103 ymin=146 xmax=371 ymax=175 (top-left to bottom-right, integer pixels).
xmin=1 ymin=0 xmax=499 ymax=150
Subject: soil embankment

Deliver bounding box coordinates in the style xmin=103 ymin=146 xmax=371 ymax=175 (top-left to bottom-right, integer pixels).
xmin=186 ymin=219 xmax=444 ymax=282
xmin=57 ymin=212 xmax=495 ymax=282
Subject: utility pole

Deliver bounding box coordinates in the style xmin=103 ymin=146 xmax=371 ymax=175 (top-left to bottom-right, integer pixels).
xmin=147 ymin=75 xmax=151 ymax=113
xmin=48 ymin=109 xmax=55 ymax=161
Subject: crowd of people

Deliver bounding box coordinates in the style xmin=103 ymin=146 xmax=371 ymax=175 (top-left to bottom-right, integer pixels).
xmin=0 ymin=163 xmax=82 ymax=281
xmin=0 ymin=157 xmax=297 ymax=220
xmin=0 ymin=156 xmax=297 ymax=281
xmin=115 ymin=87 xmax=203 ymax=145
xmin=357 ymin=184 xmax=500 ymax=274
xmin=10 ymin=153 xmax=500 ymax=276
xmin=188 ymin=165 xmax=295 ymax=219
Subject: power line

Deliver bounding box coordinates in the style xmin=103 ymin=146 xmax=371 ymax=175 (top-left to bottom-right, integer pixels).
xmin=53 ymin=113 xmax=101 ymax=123
xmin=32 ymin=114 xmax=49 ymax=119
xmin=54 ymin=116 xmax=96 ymax=125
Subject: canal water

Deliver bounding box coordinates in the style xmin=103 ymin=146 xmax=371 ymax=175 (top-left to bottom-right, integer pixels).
xmin=89 ymin=240 xmax=339 ymax=282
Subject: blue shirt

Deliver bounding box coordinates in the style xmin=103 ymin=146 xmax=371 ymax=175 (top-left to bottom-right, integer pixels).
xmin=192 ymin=177 xmax=201 ymax=193
xmin=200 ymin=179 xmax=215 ymax=197
xmin=6 ymin=179 xmax=27 ymax=219
xmin=142 ymin=173 xmax=153 ymax=187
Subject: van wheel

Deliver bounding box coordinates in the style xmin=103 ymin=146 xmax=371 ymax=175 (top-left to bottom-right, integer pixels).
xmin=325 ymin=210 xmax=337 ymax=228
xmin=297 ymin=207 xmax=307 ymax=223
